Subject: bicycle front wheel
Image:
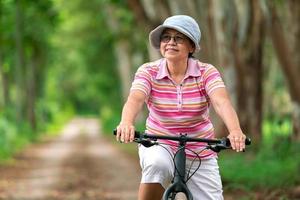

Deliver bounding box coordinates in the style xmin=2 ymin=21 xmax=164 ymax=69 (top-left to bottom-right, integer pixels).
xmin=174 ymin=192 xmax=188 ymax=200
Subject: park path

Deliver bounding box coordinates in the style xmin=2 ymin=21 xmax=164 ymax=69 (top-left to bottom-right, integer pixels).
xmin=1 ymin=118 xmax=298 ymax=200
xmin=0 ymin=118 xmax=140 ymax=200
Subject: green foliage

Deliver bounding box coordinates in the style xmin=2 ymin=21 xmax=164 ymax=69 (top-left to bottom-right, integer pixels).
xmin=0 ymin=0 xmax=70 ymax=161
xmin=263 ymin=118 xmax=292 ymax=140
xmin=50 ymin=0 xmax=122 ymax=116
xmin=0 ymin=101 xmax=73 ymax=161
xmin=0 ymin=2 xmax=299 ymax=198
xmin=220 ymin=142 xmax=300 ymax=189
xmin=263 ymin=38 xmax=292 ymax=119
xmin=0 ymin=112 xmax=32 ymax=160
xmin=1 ymin=0 xmax=125 ymax=161
xmin=100 ymin=104 xmax=121 ymax=134
xmin=220 ymin=119 xmax=299 ymax=189
xmin=36 ymin=98 xmax=75 ymax=135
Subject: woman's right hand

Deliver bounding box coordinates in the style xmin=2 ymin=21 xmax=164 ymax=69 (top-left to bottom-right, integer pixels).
xmin=116 ymin=123 xmax=135 ymax=143
xmin=116 ymin=90 xmax=146 ymax=143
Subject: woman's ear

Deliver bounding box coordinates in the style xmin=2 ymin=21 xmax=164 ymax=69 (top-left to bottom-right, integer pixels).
xmin=189 ymin=41 xmax=195 ymax=53
xmin=190 ymin=45 xmax=195 ymax=54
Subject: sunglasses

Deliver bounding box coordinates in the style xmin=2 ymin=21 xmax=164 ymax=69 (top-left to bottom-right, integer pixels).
xmin=160 ymin=34 xmax=187 ymax=44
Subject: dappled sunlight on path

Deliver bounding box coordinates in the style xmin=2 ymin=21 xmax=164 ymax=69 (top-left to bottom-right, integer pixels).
xmin=0 ymin=118 xmax=140 ymax=200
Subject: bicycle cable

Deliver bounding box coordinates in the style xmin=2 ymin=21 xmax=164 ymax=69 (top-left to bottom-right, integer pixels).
xmin=156 ymin=142 xmax=186 ymax=184
xmin=161 ymin=143 xmax=204 ymax=183
xmin=185 ymin=147 xmax=211 ymax=182
xmin=185 ymin=148 xmax=201 ymax=182
xmin=157 ymin=143 xmax=175 ymax=161
xmin=143 ymin=140 xmax=215 ymax=184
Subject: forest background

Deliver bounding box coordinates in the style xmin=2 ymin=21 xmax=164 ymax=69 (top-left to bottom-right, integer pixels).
xmin=0 ymin=0 xmax=299 ymax=198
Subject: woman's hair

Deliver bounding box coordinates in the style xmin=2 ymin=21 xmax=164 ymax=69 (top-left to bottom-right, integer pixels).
xmin=188 ymin=39 xmax=195 ymax=57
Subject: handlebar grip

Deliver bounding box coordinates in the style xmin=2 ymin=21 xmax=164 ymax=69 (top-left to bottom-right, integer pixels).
xmin=113 ymin=129 xmax=141 ymax=137
xmin=225 ymin=137 xmax=251 ymax=147
xmin=245 ymin=138 xmax=251 ymax=145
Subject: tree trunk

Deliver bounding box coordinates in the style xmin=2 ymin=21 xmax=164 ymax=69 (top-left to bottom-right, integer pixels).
xmin=230 ymin=0 xmax=265 ymax=142
xmin=268 ymin=0 xmax=300 ymax=140
xmin=104 ymin=5 xmax=133 ymax=102
xmin=26 ymin=49 xmax=38 ymax=130
xmin=114 ymin=40 xmax=133 ymax=101
xmin=15 ymin=0 xmax=26 ymax=122
xmin=129 ymin=0 xmax=172 ymax=61
xmin=0 ymin=53 xmax=10 ymax=106
xmin=127 ymin=0 xmax=162 ymax=61
xmin=205 ymin=0 xmax=238 ymax=137
xmin=138 ymin=0 xmax=170 ymax=24
xmin=167 ymin=0 xmax=197 ymax=17
xmin=0 ymin=1 xmax=10 ymax=106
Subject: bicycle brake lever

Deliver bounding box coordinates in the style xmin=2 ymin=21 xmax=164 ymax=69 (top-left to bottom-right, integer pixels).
xmin=208 ymin=138 xmax=231 ymax=152
xmin=208 ymin=144 xmax=231 ymax=153
xmin=135 ymin=138 xmax=157 ymax=148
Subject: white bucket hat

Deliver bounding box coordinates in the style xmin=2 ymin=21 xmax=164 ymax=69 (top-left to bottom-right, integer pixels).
xmin=149 ymin=15 xmax=201 ymax=52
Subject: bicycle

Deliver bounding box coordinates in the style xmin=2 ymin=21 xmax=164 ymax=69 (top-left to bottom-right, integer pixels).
xmin=113 ymin=130 xmax=251 ymax=200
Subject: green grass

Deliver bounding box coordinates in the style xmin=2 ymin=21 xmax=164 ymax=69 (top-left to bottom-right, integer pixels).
xmin=220 ymin=118 xmax=299 ymax=192
xmin=263 ymin=118 xmax=292 ymax=140
xmin=220 ymin=151 xmax=299 ymax=187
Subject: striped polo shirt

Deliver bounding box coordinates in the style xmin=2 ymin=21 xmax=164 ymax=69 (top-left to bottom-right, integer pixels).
xmin=131 ymin=58 xmax=225 ymax=159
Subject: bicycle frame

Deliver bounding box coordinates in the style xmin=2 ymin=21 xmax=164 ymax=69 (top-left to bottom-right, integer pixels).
xmin=162 ymin=135 xmax=193 ymax=200
xmin=113 ymin=130 xmax=251 ymax=200
xmin=137 ymin=133 xmax=224 ymax=200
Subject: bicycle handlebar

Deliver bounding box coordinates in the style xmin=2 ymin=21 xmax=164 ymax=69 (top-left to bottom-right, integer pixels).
xmin=113 ymin=130 xmax=251 ymax=152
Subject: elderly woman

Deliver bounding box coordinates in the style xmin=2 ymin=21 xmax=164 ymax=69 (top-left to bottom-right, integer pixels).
xmin=116 ymin=15 xmax=246 ymax=200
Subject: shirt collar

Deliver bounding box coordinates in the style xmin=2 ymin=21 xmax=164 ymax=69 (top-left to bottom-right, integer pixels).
xmin=156 ymin=58 xmax=200 ymax=80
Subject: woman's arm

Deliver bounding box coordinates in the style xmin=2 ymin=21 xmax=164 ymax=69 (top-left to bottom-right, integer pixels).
xmin=209 ymin=88 xmax=246 ymax=152
xmin=116 ymin=90 xmax=146 ymax=143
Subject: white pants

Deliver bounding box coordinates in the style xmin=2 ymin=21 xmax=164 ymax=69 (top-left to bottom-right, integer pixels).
xmin=138 ymin=144 xmax=224 ymax=200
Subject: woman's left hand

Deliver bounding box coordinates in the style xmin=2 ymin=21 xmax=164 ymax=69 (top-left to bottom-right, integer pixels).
xmin=227 ymin=131 xmax=247 ymax=152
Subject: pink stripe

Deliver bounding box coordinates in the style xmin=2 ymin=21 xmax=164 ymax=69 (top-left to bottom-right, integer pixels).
xmin=131 ymin=58 xmax=225 ymax=159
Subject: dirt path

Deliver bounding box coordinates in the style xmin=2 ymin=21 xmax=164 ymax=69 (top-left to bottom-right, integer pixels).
xmin=1 ymin=118 xmax=298 ymax=200
xmin=0 ymin=118 xmax=140 ymax=200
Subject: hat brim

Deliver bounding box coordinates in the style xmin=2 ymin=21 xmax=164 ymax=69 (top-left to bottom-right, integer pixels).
xmin=149 ymin=25 xmax=200 ymax=52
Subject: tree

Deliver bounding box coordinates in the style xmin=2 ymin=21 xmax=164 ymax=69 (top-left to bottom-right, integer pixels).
xmin=104 ymin=3 xmax=134 ymax=101
xmin=14 ymin=0 xmax=26 ymax=122
xmin=0 ymin=0 xmax=58 ymax=130
xmin=267 ymin=0 xmax=300 ymax=139
xmin=228 ymin=0 xmax=265 ymax=142
xmin=126 ymin=0 xmax=266 ymax=140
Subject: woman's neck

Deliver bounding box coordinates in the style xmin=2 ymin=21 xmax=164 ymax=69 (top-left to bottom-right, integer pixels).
xmin=166 ymin=58 xmax=189 ymax=84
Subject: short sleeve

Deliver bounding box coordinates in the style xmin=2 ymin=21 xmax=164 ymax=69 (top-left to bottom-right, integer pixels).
xmin=203 ymin=64 xmax=225 ymax=95
xmin=130 ymin=65 xmax=152 ymax=96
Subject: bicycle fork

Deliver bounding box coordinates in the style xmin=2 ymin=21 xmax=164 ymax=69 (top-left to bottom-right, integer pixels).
xmin=162 ymin=140 xmax=193 ymax=200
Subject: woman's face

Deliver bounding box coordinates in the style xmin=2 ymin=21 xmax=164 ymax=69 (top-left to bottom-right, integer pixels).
xmin=159 ymin=29 xmax=195 ymax=61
